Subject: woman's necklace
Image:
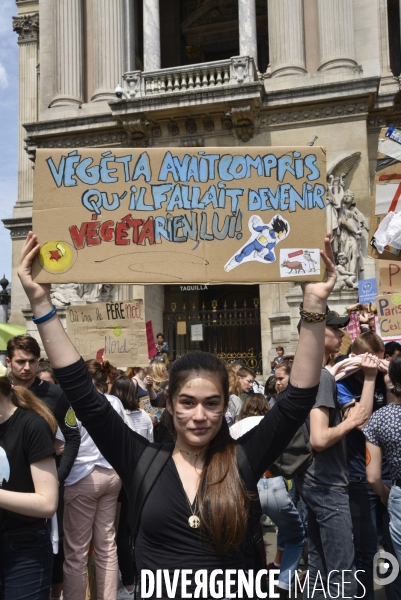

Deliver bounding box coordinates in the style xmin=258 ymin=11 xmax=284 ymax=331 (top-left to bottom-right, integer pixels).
xmin=176 ymin=444 xmax=205 ymax=458
xmin=173 ymin=452 xmax=202 ymax=529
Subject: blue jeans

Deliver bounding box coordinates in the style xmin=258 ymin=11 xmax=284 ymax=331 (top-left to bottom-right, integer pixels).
xmin=0 ymin=527 xmax=53 ymax=600
xmin=297 ymin=478 xmax=356 ymax=600
xmin=257 ymin=476 xmax=304 ymax=590
xmin=388 ymin=485 xmax=401 ymax=566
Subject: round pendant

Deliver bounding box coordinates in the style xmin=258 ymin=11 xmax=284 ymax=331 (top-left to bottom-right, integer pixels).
xmin=188 ymin=515 xmax=200 ymax=529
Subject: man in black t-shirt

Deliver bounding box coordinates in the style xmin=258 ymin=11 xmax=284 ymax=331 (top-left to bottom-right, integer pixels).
xmin=296 ymin=312 xmax=368 ymax=600
xmin=6 ymin=335 xmax=80 ymax=484
xmin=6 ymin=335 xmax=80 ymax=600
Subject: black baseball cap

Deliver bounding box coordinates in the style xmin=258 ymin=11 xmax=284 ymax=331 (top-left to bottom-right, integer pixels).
xmin=297 ymin=307 xmax=349 ymax=333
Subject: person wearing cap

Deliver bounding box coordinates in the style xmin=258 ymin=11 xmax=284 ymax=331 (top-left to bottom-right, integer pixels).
xmin=296 ymin=309 xmax=370 ymax=600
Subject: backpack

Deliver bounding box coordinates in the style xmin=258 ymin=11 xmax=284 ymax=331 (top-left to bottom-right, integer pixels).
xmin=268 ymin=421 xmax=313 ymax=479
xmin=127 ymin=442 xmax=267 ymax=586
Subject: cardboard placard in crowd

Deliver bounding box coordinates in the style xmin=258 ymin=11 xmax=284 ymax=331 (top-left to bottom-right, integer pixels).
xmin=32 ymin=147 xmax=327 ymax=284
xmin=380 ymin=260 xmax=401 ymax=293
xmin=146 ymin=320 xmax=157 ymax=359
xmin=369 ymin=127 xmax=401 ymax=261
xmin=66 ymin=299 xmax=147 ymax=367
xmin=375 ymin=293 xmax=401 ymax=339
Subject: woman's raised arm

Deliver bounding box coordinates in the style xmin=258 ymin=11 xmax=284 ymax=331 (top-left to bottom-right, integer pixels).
xmin=18 ymin=232 xmax=80 ymax=369
xmin=290 ymin=234 xmax=337 ymax=389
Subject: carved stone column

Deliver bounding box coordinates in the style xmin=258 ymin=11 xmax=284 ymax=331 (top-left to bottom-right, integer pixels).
xmin=317 ymin=0 xmax=357 ymax=71
xmin=143 ymin=0 xmax=161 ymax=71
xmin=238 ymin=0 xmax=258 ymax=67
xmin=91 ymin=0 xmax=124 ymax=102
xmin=12 ymin=14 xmax=39 ymax=208
xmin=51 ymin=0 xmax=84 ymax=106
xmin=267 ymin=0 xmax=307 ymax=77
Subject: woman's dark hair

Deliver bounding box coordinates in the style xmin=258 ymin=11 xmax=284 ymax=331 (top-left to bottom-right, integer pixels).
xmin=389 ymin=354 xmax=401 ymax=397
xmin=86 ymin=359 xmax=110 ymax=393
xmin=264 ymin=375 xmax=276 ymax=397
xmin=168 ymin=351 xmax=249 ymax=555
xmin=110 ymin=376 xmax=139 ymax=411
xmin=36 ymin=359 xmax=58 ymax=384
xmin=0 ymin=376 xmax=57 ymax=433
xmin=239 ymin=393 xmax=270 ymax=420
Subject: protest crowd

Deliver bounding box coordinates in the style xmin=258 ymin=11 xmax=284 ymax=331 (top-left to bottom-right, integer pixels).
xmin=1 ymin=232 xmax=401 ymax=600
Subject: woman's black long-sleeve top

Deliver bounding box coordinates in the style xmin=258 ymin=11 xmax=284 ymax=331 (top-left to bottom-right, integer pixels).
xmin=54 ymin=358 xmax=318 ymax=596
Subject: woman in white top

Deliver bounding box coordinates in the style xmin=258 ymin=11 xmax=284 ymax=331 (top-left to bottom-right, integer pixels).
xmin=110 ymin=376 xmax=153 ymax=442
xmin=61 ymin=360 xmax=124 ymax=600
xmin=110 ymin=375 xmax=153 ymax=599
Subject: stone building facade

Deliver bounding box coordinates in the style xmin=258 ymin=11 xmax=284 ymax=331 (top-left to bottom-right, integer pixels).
xmin=3 ymin=0 xmax=401 ymax=376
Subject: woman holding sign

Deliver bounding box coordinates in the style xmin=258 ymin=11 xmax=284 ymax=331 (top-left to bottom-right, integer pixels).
xmin=18 ymin=231 xmax=336 ymax=600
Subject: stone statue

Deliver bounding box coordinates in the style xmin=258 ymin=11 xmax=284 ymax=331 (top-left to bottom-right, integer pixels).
xmin=327 ymin=175 xmax=368 ymax=279
xmin=50 ymin=283 xmax=83 ymax=306
xmin=79 ymin=284 xmax=114 ymax=303
xmin=50 ymin=283 xmax=114 ymax=306
xmin=333 ymin=253 xmax=358 ymax=291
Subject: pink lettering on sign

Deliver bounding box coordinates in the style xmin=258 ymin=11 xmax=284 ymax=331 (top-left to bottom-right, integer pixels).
xmin=288 ymin=250 xmax=303 ymax=258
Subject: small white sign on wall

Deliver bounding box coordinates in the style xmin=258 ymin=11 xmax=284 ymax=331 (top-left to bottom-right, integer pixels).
xmin=191 ymin=324 xmax=203 ymax=342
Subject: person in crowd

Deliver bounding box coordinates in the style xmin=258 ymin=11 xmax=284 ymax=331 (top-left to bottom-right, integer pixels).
xmin=364 ymin=353 xmax=401 ymax=564
xmin=125 ymin=366 xmax=157 ymax=403
xmin=102 ymin=360 xmax=118 ymax=393
xmin=236 ymin=366 xmax=256 ymax=400
xmin=296 ymin=310 xmax=370 ymax=600
xmin=346 ymin=302 xmax=374 ymax=333
xmin=18 ymin=230 xmax=336 ymax=600
xmin=0 ymin=374 xmax=58 ymax=600
xmin=57 ymin=359 xmax=124 ymax=600
xmin=111 ymin=376 xmax=153 ymax=442
xmin=226 ymin=365 xmax=243 ymax=423
xmin=6 ymin=335 xmax=80 ymax=600
xmin=259 ymin=359 xmax=306 ymax=596
xmin=271 ymin=346 xmax=285 ymax=374
xmin=336 ymin=332 xmax=392 ymax=600
xmin=384 ymin=341 xmax=401 ymax=361
xmin=229 ymin=393 xmax=270 ymax=439
xmin=37 ymin=358 xmax=59 ymax=384
xmin=111 ymin=375 xmax=153 ymax=599
xmin=151 ymin=361 xmax=169 ymax=403
xmin=264 ymin=375 xmax=277 ymax=407
xmin=155 ymin=333 xmax=169 ymax=356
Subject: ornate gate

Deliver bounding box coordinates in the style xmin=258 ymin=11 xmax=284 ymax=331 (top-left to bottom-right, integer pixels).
xmin=163 ymin=285 xmax=262 ymax=373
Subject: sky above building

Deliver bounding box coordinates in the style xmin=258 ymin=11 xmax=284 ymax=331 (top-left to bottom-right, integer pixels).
xmin=0 ymin=0 xmax=18 ymax=281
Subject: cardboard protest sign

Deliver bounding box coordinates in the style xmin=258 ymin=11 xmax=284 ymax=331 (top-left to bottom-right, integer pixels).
xmin=146 ymin=320 xmax=157 ymax=359
xmin=369 ymin=127 xmax=401 ymax=260
xmin=66 ymin=299 xmax=147 ymax=367
xmin=380 ymin=260 xmax=401 ymax=293
xmin=376 ymin=293 xmax=401 ymax=339
xmin=32 ymin=147 xmax=327 ymax=284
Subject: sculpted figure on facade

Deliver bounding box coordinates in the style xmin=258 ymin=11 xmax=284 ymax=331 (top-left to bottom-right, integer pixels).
xmin=50 ymin=283 xmax=114 ymax=306
xmin=327 ymin=174 xmax=368 ymax=280
xmin=333 ymin=252 xmax=358 ymax=291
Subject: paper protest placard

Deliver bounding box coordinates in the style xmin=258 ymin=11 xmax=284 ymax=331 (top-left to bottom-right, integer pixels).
xmin=66 ymin=299 xmax=147 ymax=367
xmin=380 ymin=260 xmax=401 ymax=292
xmin=369 ymin=128 xmax=401 ymax=260
xmin=358 ymin=278 xmax=377 ymax=304
xmin=32 ymin=147 xmax=327 ymax=284
xmin=376 ymin=293 xmax=401 ymax=339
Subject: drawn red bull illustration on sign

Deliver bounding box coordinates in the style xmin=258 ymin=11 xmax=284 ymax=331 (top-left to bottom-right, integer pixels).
xmin=32 ymin=147 xmax=327 ymax=284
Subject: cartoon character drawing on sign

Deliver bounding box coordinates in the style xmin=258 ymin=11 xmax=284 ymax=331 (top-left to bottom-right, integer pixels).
xmin=224 ymin=215 xmax=290 ymax=272
xmin=303 ymin=250 xmax=318 ymax=273
xmin=0 ymin=447 xmax=10 ymax=487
